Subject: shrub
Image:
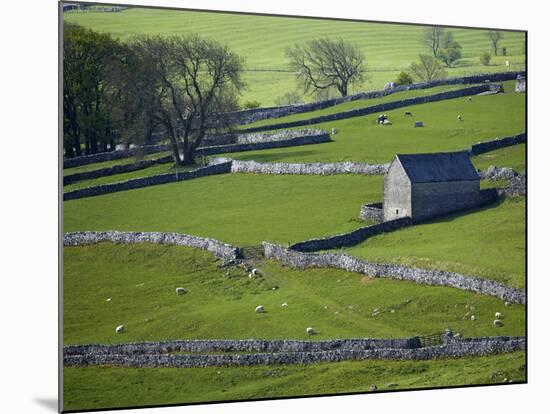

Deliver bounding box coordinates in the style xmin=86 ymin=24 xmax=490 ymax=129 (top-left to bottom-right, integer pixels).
xmin=480 ymin=52 xmax=492 ymax=66
xmin=395 ymin=71 xmax=414 ymax=85
xmin=242 ymin=100 xmax=262 ymax=109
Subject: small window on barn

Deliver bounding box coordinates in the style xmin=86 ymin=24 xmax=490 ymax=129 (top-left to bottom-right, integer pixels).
xmin=395 ymin=209 xmax=399 ymax=216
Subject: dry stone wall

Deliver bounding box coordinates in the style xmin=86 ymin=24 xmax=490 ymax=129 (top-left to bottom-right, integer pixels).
xmin=63 ymin=336 xmax=525 ymax=368
xmin=63 ymin=161 xmax=232 ymax=201
xmin=241 ymin=84 xmax=503 ymax=133
xmin=229 ymin=71 xmax=525 ymax=126
xmin=359 ymin=203 xmax=384 ymax=222
xmin=289 ymin=218 xmax=412 ymax=252
xmin=262 ymin=243 xmax=525 ymax=304
xmin=64 ymin=231 xmax=241 ymax=260
xmin=210 ymin=158 xmax=389 ymax=175
xmin=469 ymin=133 xmax=526 ymax=155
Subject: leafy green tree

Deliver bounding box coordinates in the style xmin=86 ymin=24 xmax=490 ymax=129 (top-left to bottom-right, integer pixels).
xmin=286 ymin=38 xmax=365 ymax=97
xmin=63 ymin=24 xmax=122 ymax=157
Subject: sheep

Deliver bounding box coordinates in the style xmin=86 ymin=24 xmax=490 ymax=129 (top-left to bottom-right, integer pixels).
xmin=115 ymin=325 xmax=125 ymax=334
xmin=505 ymin=302 xmax=512 ymax=307
xmin=457 ymin=115 xmax=463 ymax=121
xmin=306 ymin=327 xmax=316 ymax=336
xmin=471 ymin=315 xmax=476 ymax=321
xmin=404 ymin=111 xmax=412 ymax=117
xmin=495 ymin=312 xmax=503 ymax=319
xmin=468 ymin=97 xmax=472 ymax=102
xmin=494 ymin=320 xmax=504 ymax=327
xmin=377 ymin=114 xmax=388 ymax=124
xmin=331 ymin=128 xmax=338 ymax=135
xmin=252 ymin=268 xmax=261 ymax=277
xmin=255 ymin=305 xmax=264 ymax=313
xmin=453 ymin=332 xmax=463 ymax=339
xmin=281 ymin=302 xmax=288 ymax=307
xmin=175 ymin=287 xmax=186 ymax=295
xmin=106 ymin=297 xmax=111 ymax=302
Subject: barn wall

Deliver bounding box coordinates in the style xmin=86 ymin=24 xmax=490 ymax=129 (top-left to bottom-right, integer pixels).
xmin=411 ymin=180 xmax=480 ymax=222
xmin=384 ymin=160 xmax=411 ymax=221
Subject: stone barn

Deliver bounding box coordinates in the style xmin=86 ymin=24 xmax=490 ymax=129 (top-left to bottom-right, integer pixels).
xmin=383 ymin=152 xmax=481 ymax=222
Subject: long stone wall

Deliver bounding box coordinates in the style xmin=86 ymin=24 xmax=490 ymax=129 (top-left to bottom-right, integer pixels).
xmin=229 ymin=71 xmax=525 ymax=126
xmin=210 ymin=157 xmax=389 ymax=176
xmin=64 ymin=231 xmax=242 ymax=260
xmin=262 ymin=243 xmax=525 ymax=304
xmin=63 ymin=144 xmax=169 ymax=169
xmin=63 ymin=161 xmax=232 ymax=201
xmin=289 ymin=218 xmax=412 ymax=252
xmin=64 ymin=130 xmax=330 ymax=170
xmin=63 ymin=336 xmax=525 ymax=368
xmin=64 ymin=337 xmax=422 ymax=357
xmin=469 ymin=133 xmax=526 ymax=155
xmin=241 ymin=84 xmax=502 ymax=133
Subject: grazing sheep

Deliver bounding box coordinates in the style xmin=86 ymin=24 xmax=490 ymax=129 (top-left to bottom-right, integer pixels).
xmin=468 ymin=97 xmax=472 ymax=101
xmin=248 ymin=272 xmax=253 ymax=279
xmin=505 ymin=302 xmax=512 ymax=307
xmin=106 ymin=297 xmax=111 ymax=302
xmin=471 ymin=315 xmax=476 ymax=321
xmin=404 ymin=111 xmax=412 ymax=117
xmin=331 ymin=128 xmax=338 ymax=135
xmin=255 ymin=305 xmax=264 ymax=313
xmin=175 ymin=287 xmax=186 ymax=295
xmin=369 ymin=384 xmax=378 ymax=391
xmin=306 ymin=327 xmax=316 ymax=336
xmin=377 ymin=114 xmax=388 ymax=125
xmin=115 ymin=325 xmax=125 ymax=334
xmin=457 ymin=115 xmax=463 ymax=121
xmin=281 ymin=302 xmax=288 ymax=307
xmin=494 ymin=320 xmax=504 ymax=327
xmin=495 ymin=312 xmax=503 ymax=319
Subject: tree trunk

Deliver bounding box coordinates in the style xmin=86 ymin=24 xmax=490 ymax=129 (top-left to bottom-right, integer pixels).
xmin=169 ymin=127 xmax=183 ymax=166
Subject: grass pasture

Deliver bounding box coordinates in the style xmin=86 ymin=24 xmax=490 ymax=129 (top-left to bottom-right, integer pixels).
xmin=64 ymin=243 xmax=525 ymax=346
xmin=63 ymin=351 xmax=526 ymax=411
xmin=64 ymin=7 xmax=525 ymax=106
xmin=344 ymin=197 xmax=526 ymax=289
xmin=64 ymin=174 xmax=383 ymax=246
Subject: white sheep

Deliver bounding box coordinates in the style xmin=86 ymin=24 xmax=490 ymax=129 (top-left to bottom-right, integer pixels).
xmin=255 ymin=305 xmax=264 ymax=313
xmin=457 ymin=115 xmax=463 ymax=121
xmin=106 ymin=297 xmax=111 ymax=302
xmin=331 ymin=128 xmax=338 ymax=135
xmin=495 ymin=312 xmax=503 ymax=319
xmin=252 ymin=268 xmax=260 ymax=276
xmin=306 ymin=327 xmax=316 ymax=336
xmin=281 ymin=302 xmax=288 ymax=307
xmin=471 ymin=315 xmax=476 ymax=321
xmin=468 ymin=97 xmax=472 ymax=101
xmin=176 ymin=287 xmax=186 ymax=295
xmin=115 ymin=325 xmax=125 ymax=334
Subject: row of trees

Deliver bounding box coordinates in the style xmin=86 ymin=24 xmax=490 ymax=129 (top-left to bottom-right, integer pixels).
xmin=63 ymin=24 xmax=244 ymax=164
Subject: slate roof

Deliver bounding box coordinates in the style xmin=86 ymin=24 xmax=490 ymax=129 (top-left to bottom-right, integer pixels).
xmin=396 ymin=151 xmax=479 ymax=183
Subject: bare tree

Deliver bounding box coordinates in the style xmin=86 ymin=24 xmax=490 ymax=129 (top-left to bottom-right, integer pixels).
xmin=409 ymin=54 xmax=448 ymax=82
xmin=133 ymin=35 xmax=244 ymax=166
xmin=487 ymin=30 xmax=503 ymax=56
xmin=286 ymin=38 xmax=365 ymax=97
xmin=423 ymin=26 xmax=445 ymax=58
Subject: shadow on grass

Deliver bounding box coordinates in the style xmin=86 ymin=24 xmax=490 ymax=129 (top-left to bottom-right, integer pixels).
xmin=233 ymin=150 xmax=320 ymax=163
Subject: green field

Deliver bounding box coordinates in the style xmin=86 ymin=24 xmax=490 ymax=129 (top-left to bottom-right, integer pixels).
xmin=64 ymin=243 xmax=525 ymax=346
xmin=344 ymin=197 xmax=525 ymax=289
xmin=62 ymin=6 xmax=526 ymax=407
xmin=63 ymin=89 xmax=525 ymax=192
xmin=64 ymin=7 xmax=525 ymax=106
xmin=63 ymin=351 xmax=525 ymax=411
xmin=64 ymin=174 xmax=382 ymax=246
xmin=227 ymin=91 xmax=525 ymax=164
xmin=471 ymin=143 xmax=526 ymax=172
